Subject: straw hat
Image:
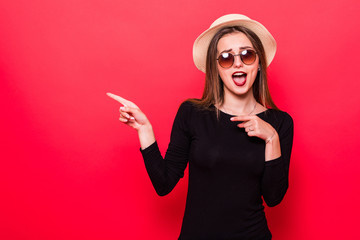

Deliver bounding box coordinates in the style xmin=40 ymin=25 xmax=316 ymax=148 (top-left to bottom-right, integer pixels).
xmin=193 ymin=14 xmax=277 ymax=73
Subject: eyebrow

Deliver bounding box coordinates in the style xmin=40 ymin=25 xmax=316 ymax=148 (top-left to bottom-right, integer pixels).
xmin=220 ymin=46 xmax=253 ymax=53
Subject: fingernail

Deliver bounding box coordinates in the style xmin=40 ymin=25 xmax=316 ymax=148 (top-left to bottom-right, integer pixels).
xmin=130 ymin=117 xmax=135 ymax=120
xmin=230 ymin=117 xmax=234 ymax=121
xmin=120 ymin=107 xmax=125 ymax=111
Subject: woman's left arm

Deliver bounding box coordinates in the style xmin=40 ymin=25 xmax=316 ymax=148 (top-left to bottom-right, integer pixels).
xmin=231 ymin=114 xmax=282 ymax=161
xmin=231 ymin=113 xmax=294 ymax=207
xmin=261 ymin=113 xmax=294 ymax=206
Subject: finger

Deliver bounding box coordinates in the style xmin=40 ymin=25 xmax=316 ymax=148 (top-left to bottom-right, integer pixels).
xmin=120 ymin=106 xmax=131 ymax=114
xmin=119 ymin=116 xmax=128 ymax=122
xmin=128 ymin=116 xmax=136 ymax=122
xmin=106 ymin=93 xmax=138 ymax=108
xmin=120 ymin=105 xmax=140 ymax=117
xmin=247 ymin=130 xmax=256 ymax=137
xmin=120 ymin=108 xmax=131 ymax=119
xmin=245 ymin=127 xmax=253 ymax=132
xmin=242 ymin=121 xmax=253 ymax=128
xmin=230 ymin=115 xmax=254 ymax=122
xmin=237 ymin=121 xmax=252 ymax=128
xmin=107 ymin=92 xmax=128 ymax=104
xmin=120 ymin=116 xmax=135 ymax=124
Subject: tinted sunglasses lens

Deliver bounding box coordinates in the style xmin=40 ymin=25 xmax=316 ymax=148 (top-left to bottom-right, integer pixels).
xmin=218 ymin=53 xmax=234 ymax=68
xmin=241 ymin=50 xmax=256 ymax=65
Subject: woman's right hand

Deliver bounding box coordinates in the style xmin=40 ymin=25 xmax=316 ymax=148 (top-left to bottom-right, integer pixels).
xmin=107 ymin=93 xmax=156 ymax=149
xmin=106 ymin=92 xmax=150 ymax=131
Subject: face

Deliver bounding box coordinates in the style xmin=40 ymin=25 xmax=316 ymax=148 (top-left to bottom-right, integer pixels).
xmin=217 ymin=32 xmax=259 ymax=98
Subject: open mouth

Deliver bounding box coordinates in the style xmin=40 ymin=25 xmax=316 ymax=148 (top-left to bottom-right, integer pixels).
xmin=232 ymin=72 xmax=247 ymax=86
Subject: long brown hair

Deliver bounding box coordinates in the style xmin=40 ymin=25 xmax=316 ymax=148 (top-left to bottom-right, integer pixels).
xmin=188 ymin=26 xmax=279 ymax=113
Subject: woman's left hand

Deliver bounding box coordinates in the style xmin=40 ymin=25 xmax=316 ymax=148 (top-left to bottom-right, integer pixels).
xmin=230 ymin=115 xmax=276 ymax=142
xmin=231 ymin=115 xmax=281 ymax=161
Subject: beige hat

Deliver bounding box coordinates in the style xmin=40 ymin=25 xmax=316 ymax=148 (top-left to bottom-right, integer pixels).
xmin=193 ymin=14 xmax=277 ymax=73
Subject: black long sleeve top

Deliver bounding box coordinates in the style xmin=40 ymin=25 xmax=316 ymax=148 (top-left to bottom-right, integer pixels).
xmin=140 ymin=101 xmax=294 ymax=240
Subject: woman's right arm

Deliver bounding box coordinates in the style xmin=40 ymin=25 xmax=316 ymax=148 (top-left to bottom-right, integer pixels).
xmin=107 ymin=93 xmax=191 ymax=196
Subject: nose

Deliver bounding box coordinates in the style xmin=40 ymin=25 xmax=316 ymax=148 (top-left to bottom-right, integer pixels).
xmin=233 ymin=54 xmax=243 ymax=68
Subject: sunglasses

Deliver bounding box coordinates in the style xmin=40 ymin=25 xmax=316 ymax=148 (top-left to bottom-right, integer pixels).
xmin=217 ymin=49 xmax=257 ymax=68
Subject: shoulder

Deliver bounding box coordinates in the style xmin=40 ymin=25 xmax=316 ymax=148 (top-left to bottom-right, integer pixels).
xmin=178 ymin=100 xmax=195 ymax=110
xmin=177 ymin=99 xmax=207 ymax=114
xmin=175 ymin=99 xmax=215 ymax=124
xmin=275 ymin=109 xmax=292 ymax=122
xmin=265 ymin=109 xmax=292 ymax=122
xmin=173 ymin=100 xmax=198 ymax=121
xmin=263 ymin=109 xmax=294 ymax=133
xmin=171 ymin=100 xmax=204 ymax=132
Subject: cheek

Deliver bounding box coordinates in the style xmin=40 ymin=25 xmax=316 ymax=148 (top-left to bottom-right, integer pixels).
xmin=218 ymin=71 xmax=225 ymax=81
xmin=218 ymin=67 xmax=231 ymax=81
xmin=248 ymin=63 xmax=260 ymax=81
xmin=249 ymin=70 xmax=258 ymax=82
xmin=217 ymin=69 xmax=226 ymax=82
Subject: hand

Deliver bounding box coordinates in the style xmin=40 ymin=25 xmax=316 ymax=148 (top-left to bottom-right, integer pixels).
xmin=230 ymin=115 xmax=277 ymax=143
xmin=106 ymin=92 xmax=150 ymax=132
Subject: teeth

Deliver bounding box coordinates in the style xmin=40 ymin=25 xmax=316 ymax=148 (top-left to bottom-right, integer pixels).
xmin=233 ymin=72 xmax=245 ymax=77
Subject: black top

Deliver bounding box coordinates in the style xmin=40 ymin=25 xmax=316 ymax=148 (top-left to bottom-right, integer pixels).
xmin=140 ymin=101 xmax=294 ymax=240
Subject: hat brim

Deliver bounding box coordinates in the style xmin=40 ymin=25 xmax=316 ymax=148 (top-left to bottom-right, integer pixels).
xmin=193 ymin=15 xmax=277 ymax=73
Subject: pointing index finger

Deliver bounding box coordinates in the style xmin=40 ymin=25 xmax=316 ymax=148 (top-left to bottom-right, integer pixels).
xmin=106 ymin=92 xmax=126 ymax=104
xmin=106 ymin=92 xmax=139 ymax=108
xmin=230 ymin=115 xmax=253 ymax=122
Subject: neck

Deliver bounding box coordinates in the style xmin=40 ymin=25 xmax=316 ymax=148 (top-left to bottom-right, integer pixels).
xmin=220 ymin=88 xmax=257 ymax=116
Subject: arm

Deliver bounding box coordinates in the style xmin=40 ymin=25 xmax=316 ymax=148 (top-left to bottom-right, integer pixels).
xmin=107 ymin=93 xmax=190 ymax=196
xmin=230 ymin=114 xmax=282 ymax=161
xmin=261 ymin=113 xmax=294 ymax=207
xmin=140 ymin=102 xmax=191 ymax=196
xmin=230 ymin=111 xmax=294 ymax=206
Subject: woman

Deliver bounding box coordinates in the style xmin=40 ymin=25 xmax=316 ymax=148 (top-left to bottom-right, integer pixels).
xmin=108 ymin=14 xmax=293 ymax=240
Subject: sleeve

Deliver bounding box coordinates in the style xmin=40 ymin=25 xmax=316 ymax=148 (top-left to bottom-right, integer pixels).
xmin=261 ymin=112 xmax=294 ymax=207
xmin=139 ymin=102 xmax=192 ymax=196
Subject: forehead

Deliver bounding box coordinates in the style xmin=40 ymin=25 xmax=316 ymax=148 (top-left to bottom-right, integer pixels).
xmin=217 ymin=32 xmax=253 ymax=52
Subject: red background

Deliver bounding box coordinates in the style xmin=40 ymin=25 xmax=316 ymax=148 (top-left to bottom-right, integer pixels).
xmin=1 ymin=0 xmax=360 ymax=239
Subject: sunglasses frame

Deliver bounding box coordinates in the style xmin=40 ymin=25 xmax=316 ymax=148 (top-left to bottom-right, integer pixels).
xmin=217 ymin=49 xmax=258 ymax=68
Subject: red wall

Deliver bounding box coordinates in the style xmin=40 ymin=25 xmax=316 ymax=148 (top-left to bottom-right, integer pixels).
xmin=1 ymin=0 xmax=360 ymax=239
